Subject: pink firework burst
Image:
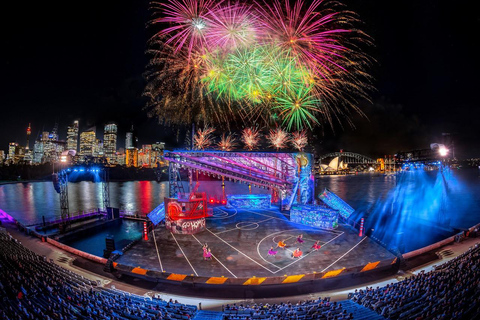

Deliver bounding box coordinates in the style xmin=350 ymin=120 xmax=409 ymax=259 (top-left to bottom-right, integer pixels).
xmin=150 ymin=0 xmax=222 ymax=58
xmin=267 ymin=128 xmax=289 ymax=150
xmin=256 ymin=0 xmax=354 ymax=76
xmin=291 ymin=131 xmax=308 ymax=151
xmin=194 ymin=126 xmax=215 ymax=149
xmin=205 ymin=1 xmax=261 ymax=51
xmin=241 ymin=127 xmax=261 ymax=150
xmin=218 ymin=133 xmax=237 ymax=151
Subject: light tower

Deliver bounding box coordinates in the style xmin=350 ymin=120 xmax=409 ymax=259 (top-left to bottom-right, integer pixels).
xmin=26 ymin=123 xmax=31 ymax=150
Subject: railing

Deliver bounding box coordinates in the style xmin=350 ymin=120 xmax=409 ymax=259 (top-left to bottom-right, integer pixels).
xmin=36 ymin=209 xmax=106 ymax=228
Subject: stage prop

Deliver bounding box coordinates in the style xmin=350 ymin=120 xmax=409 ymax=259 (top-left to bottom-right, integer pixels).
xmin=165 ymin=192 xmax=209 ymax=234
xmin=318 ymin=188 xmax=355 ymax=219
xmin=164 ymin=151 xmax=314 ymax=209
xmin=226 ymin=194 xmax=271 ymax=209
xmin=290 ymin=205 xmax=339 ymax=230
xmin=147 ymin=203 xmax=165 ymax=226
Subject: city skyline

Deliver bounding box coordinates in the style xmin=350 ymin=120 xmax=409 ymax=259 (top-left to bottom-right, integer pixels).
xmin=1 ymin=1 xmax=479 ymax=158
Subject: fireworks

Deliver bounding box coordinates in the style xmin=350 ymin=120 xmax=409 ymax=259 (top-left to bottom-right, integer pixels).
xmin=267 ymin=128 xmax=289 ymax=150
xmin=218 ymin=133 xmax=237 ymax=151
xmin=146 ymin=0 xmax=372 ymax=131
xmin=241 ymin=127 xmax=261 ymax=150
xmin=291 ymin=131 xmax=308 ymax=151
xmin=194 ymin=126 xmax=215 ymax=149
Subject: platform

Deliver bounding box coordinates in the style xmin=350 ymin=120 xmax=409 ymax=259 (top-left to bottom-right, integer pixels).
xmin=116 ymin=206 xmax=395 ymax=278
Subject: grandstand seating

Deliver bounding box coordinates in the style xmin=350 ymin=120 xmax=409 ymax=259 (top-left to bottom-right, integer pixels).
xmin=221 ymin=298 xmax=356 ymax=320
xmin=0 ymin=232 xmax=197 ymax=320
xmin=349 ymin=243 xmax=480 ymax=320
xmin=3 ymin=228 xmax=479 ymax=320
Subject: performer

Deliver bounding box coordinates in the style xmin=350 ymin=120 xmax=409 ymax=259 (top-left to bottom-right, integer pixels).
xmin=277 ymin=239 xmax=287 ymax=249
xmin=203 ymin=247 xmax=212 ymax=260
xmin=267 ymin=246 xmax=278 ymax=257
xmin=292 ymin=247 xmax=303 ymax=259
xmin=296 ymin=234 xmax=304 ymax=245
xmin=311 ymin=240 xmax=321 ymax=251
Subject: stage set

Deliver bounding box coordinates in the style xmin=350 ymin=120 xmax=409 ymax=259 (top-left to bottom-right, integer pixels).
xmin=116 ymin=151 xmax=395 ymax=284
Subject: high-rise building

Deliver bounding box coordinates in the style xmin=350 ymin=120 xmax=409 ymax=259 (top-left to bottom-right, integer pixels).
xmin=26 ymin=123 xmax=31 ymax=150
xmin=126 ymin=148 xmax=138 ymax=167
xmin=93 ymin=138 xmax=103 ymax=157
xmin=125 ymin=125 xmax=137 ymax=150
xmin=42 ymin=128 xmax=64 ymax=163
xmin=14 ymin=145 xmax=25 ymax=164
xmin=103 ymin=123 xmax=117 ymax=162
xmin=79 ymin=129 xmax=96 ymax=158
xmin=66 ymin=120 xmax=79 ymax=152
xmin=139 ymin=144 xmax=152 ymax=167
xmin=33 ymin=139 xmax=44 ymax=164
xmin=116 ymin=148 xmax=126 ymax=165
xmin=8 ymin=143 xmax=17 ymax=162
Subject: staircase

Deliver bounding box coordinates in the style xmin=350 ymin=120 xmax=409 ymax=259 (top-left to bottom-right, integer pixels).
xmin=193 ymin=310 xmax=223 ymax=320
xmin=341 ymin=300 xmax=386 ymax=320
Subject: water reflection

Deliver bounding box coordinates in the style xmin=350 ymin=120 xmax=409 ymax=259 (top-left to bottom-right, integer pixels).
xmin=0 ymin=168 xmax=479 ymax=253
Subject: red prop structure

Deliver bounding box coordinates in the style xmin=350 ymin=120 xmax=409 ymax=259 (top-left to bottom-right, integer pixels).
xmin=165 ymin=192 xmax=210 ymax=234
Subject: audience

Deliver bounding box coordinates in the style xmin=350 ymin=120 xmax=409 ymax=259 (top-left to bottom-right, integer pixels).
xmin=0 ymin=232 xmax=196 ymax=320
xmin=3 ymin=228 xmax=480 ymax=320
xmin=223 ymin=298 xmax=353 ymax=320
xmin=349 ymin=243 xmax=480 ymax=320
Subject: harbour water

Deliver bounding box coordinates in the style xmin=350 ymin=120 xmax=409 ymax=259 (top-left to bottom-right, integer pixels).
xmin=1 ymin=167 xmax=479 ymax=253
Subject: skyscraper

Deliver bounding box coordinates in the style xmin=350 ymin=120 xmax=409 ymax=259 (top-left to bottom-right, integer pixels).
xmin=8 ymin=142 xmax=17 ymax=162
xmin=103 ymin=122 xmax=117 ymax=162
xmin=33 ymin=138 xmax=44 ymax=164
xmin=79 ymin=129 xmax=96 ymax=158
xmin=93 ymin=138 xmax=103 ymax=157
xmin=125 ymin=125 xmax=137 ymax=150
xmin=66 ymin=120 xmax=79 ymax=152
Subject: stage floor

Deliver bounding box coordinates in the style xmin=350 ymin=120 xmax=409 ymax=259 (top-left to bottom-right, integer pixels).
xmin=117 ymin=207 xmax=395 ymax=278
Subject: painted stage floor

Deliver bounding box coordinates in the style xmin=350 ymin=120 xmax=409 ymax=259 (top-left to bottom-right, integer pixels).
xmin=116 ymin=207 xmax=395 ymax=278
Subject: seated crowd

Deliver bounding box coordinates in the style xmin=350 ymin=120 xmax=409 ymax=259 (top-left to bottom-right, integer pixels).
xmin=0 ymin=232 xmax=197 ymax=320
xmin=222 ymin=299 xmax=353 ymax=320
xmin=349 ymin=243 xmax=480 ymax=320
xmin=3 ymin=228 xmax=480 ymax=320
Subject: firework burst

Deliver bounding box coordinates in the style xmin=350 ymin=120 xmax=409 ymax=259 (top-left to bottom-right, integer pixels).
xmin=205 ymin=2 xmax=260 ymax=50
xmin=150 ymin=0 xmax=220 ymax=58
xmin=291 ymin=131 xmax=308 ymax=151
xmin=267 ymin=128 xmax=289 ymax=150
xmin=194 ymin=126 xmax=216 ymax=149
xmin=146 ymin=0 xmax=372 ymax=131
xmin=241 ymin=127 xmax=261 ymax=150
xmin=218 ymin=133 xmax=237 ymax=151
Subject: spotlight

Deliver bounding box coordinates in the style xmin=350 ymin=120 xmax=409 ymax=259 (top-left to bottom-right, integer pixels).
xmin=438 ymin=146 xmax=448 ymax=157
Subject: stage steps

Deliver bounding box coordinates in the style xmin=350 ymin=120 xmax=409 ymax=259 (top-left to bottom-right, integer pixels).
xmin=341 ymin=300 xmax=386 ymax=320
xmin=193 ymin=310 xmax=223 ymax=320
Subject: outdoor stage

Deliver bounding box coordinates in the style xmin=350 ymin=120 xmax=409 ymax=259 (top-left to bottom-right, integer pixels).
xmin=116 ymin=206 xmax=395 ymax=279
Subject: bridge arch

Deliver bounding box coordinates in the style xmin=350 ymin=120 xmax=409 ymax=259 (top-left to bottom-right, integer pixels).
xmin=317 ymin=152 xmax=376 ymax=164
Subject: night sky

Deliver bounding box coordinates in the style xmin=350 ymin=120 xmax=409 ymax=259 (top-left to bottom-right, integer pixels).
xmin=2 ymin=0 xmax=479 ymax=158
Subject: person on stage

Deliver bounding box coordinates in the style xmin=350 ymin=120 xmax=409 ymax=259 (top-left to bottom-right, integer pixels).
xmin=203 ymin=247 xmax=212 ymax=260
xmin=296 ymin=234 xmax=304 ymax=245
xmin=292 ymin=247 xmax=303 ymax=259
xmin=277 ymin=239 xmax=287 ymax=249
xmin=311 ymin=240 xmax=321 ymax=251
xmin=267 ymin=246 xmax=278 ymax=257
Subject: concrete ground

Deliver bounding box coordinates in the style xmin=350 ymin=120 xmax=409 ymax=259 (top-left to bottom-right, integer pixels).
xmin=117 ymin=207 xmax=394 ymax=278
xmin=2 ymin=217 xmax=480 ymax=311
